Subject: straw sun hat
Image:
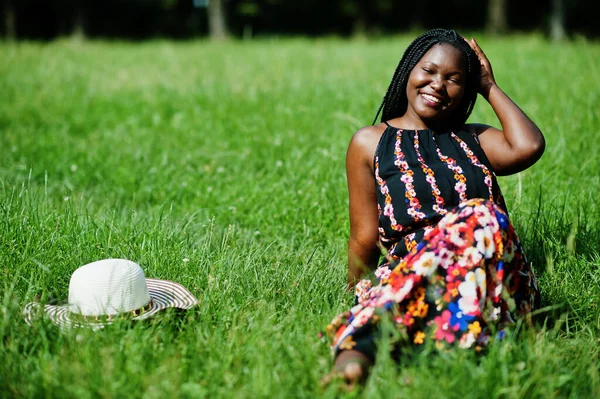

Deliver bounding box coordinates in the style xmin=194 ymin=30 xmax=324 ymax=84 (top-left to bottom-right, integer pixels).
xmin=23 ymin=258 xmax=198 ymax=329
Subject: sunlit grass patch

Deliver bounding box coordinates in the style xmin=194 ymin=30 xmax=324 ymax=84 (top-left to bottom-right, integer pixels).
xmin=1 ymin=35 xmax=599 ymax=398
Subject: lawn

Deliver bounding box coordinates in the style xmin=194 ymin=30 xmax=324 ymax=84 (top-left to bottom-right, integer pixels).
xmin=1 ymin=33 xmax=599 ymax=398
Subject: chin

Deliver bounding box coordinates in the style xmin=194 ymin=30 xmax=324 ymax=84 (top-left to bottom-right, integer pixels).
xmin=418 ymin=112 xmax=449 ymax=124
xmin=422 ymin=116 xmax=453 ymax=129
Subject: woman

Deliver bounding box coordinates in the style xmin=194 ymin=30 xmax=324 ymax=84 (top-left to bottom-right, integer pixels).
xmin=322 ymin=28 xmax=545 ymax=387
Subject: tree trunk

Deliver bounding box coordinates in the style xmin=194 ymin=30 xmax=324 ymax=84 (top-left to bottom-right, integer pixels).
xmin=3 ymin=0 xmax=16 ymax=40
xmin=208 ymin=0 xmax=228 ymax=41
xmin=486 ymin=0 xmax=508 ymax=35
xmin=352 ymin=0 xmax=369 ymax=37
xmin=72 ymin=5 xmax=86 ymax=40
xmin=550 ymin=0 xmax=566 ymax=41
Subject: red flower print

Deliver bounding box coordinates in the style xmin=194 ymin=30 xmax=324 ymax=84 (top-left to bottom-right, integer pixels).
xmin=434 ymin=310 xmax=459 ymax=343
xmin=443 ymin=281 xmax=461 ymax=302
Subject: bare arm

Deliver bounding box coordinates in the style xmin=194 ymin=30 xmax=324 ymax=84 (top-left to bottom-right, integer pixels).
xmin=466 ymin=38 xmax=545 ymax=176
xmin=345 ymin=126 xmax=384 ymax=289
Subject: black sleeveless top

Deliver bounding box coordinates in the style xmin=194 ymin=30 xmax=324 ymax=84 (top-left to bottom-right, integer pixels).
xmin=374 ymin=123 xmax=507 ymax=261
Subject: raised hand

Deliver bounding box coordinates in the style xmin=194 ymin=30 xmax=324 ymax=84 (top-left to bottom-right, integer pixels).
xmin=462 ymin=37 xmax=545 ymax=176
xmin=467 ymin=38 xmax=497 ymax=98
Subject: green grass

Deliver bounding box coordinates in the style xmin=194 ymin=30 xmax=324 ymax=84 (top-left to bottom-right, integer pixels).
xmin=1 ymin=34 xmax=599 ymax=398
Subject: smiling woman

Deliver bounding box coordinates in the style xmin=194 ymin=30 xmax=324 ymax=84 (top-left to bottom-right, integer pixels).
xmin=404 ymin=44 xmax=470 ymax=127
xmin=321 ymin=28 xmax=546 ymax=389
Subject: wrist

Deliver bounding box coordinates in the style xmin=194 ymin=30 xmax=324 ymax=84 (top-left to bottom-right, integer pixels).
xmin=481 ymin=82 xmax=498 ymax=101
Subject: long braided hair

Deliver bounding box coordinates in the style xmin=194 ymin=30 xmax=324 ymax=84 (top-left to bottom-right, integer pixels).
xmin=372 ymin=28 xmax=481 ymax=129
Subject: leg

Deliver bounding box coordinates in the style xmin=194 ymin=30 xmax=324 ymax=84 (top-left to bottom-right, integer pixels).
xmin=321 ymin=199 xmax=539 ymax=381
xmin=320 ymin=350 xmax=372 ymax=390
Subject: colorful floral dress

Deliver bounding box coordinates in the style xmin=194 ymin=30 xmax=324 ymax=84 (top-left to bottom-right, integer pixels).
xmin=325 ymin=123 xmax=540 ymax=361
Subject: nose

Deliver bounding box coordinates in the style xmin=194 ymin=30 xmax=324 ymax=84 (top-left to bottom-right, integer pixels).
xmin=430 ymin=76 xmax=444 ymax=92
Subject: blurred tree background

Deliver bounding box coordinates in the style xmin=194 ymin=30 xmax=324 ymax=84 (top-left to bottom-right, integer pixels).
xmin=0 ymin=0 xmax=596 ymax=41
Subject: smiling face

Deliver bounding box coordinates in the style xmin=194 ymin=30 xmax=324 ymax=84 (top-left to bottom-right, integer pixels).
xmin=404 ymin=43 xmax=468 ymax=128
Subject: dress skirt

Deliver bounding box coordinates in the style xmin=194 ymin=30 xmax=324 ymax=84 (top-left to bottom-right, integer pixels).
xmin=325 ymin=198 xmax=540 ymax=361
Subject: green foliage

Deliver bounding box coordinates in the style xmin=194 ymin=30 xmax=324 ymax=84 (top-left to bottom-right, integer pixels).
xmin=1 ymin=35 xmax=599 ymax=398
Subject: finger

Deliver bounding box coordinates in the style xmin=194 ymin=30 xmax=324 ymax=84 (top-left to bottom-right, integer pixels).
xmin=464 ymin=36 xmax=477 ymax=51
xmin=470 ymin=38 xmax=485 ymax=54
xmin=470 ymin=39 xmax=491 ymax=62
xmin=466 ymin=38 xmax=483 ymax=58
xmin=319 ymin=370 xmax=343 ymax=387
xmin=319 ymin=371 xmax=357 ymax=393
xmin=471 ymin=38 xmax=490 ymax=57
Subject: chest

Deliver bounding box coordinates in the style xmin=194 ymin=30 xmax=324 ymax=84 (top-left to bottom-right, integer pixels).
xmin=375 ymin=129 xmax=496 ymax=215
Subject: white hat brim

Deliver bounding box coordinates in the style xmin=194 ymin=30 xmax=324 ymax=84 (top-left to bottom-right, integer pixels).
xmin=23 ymin=278 xmax=198 ymax=329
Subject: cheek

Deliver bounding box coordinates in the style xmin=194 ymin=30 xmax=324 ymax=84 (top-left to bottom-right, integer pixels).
xmin=449 ymin=86 xmax=465 ymax=104
xmin=408 ymin=71 xmax=426 ymax=89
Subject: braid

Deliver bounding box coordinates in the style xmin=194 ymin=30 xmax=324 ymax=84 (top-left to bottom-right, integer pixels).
xmin=372 ymin=28 xmax=480 ymax=129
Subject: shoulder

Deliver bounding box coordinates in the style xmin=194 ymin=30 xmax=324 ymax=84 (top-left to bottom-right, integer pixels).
xmin=463 ymin=123 xmax=496 ymax=136
xmin=347 ymin=123 xmax=388 ymax=159
xmin=463 ymin=123 xmax=502 ymax=149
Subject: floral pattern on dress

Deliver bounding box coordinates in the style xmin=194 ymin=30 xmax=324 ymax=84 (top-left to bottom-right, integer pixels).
xmin=432 ymin=134 xmax=468 ymax=203
xmin=376 ymin=127 xmax=509 ymax=261
xmin=325 ymin=199 xmax=539 ymax=359
xmin=451 ymin=132 xmax=495 ymax=202
xmin=394 ymin=130 xmax=426 ymax=222
xmin=412 ymin=131 xmax=446 ymax=215
xmin=375 ymin=157 xmax=403 ymax=232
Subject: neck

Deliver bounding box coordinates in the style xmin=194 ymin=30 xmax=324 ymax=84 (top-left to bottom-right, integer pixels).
xmin=387 ymin=116 xmax=449 ymax=131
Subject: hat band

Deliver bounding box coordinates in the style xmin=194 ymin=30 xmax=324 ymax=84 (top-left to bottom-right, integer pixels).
xmin=68 ymin=299 xmax=154 ymax=322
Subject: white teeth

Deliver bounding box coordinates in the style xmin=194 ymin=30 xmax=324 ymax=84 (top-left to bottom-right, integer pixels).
xmin=422 ymin=94 xmax=442 ymax=104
